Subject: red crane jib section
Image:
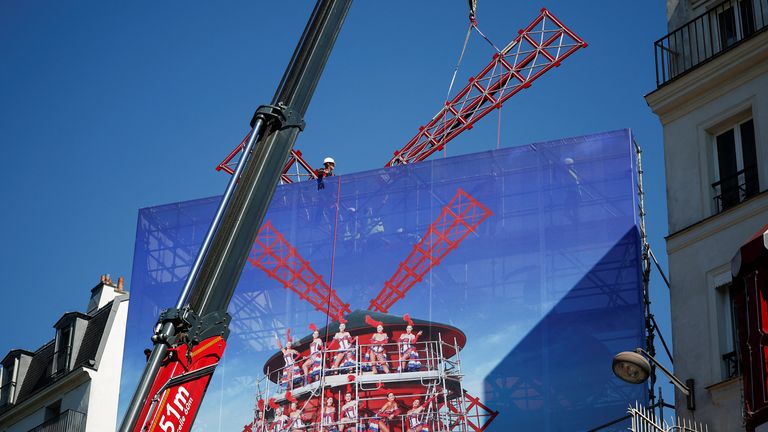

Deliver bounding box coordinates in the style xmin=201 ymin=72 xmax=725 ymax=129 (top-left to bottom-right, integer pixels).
xmin=216 ymin=131 xmax=317 ymax=183
xmin=248 ymin=220 xmax=351 ymax=318
xmin=135 ymin=336 xmax=226 ymax=432
xmin=368 ymin=188 xmax=492 ymax=313
xmin=386 ymin=8 xmax=586 ymax=166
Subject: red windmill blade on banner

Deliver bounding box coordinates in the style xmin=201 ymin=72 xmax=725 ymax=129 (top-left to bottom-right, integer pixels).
xmin=248 ymin=220 xmax=351 ymax=319
xmin=367 ymin=188 xmax=492 ymax=313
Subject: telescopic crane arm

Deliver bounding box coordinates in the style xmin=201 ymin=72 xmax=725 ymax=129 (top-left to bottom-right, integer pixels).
xmin=118 ymin=2 xmax=353 ymax=431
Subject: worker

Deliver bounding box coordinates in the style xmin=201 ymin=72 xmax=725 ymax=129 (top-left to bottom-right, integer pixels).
xmin=316 ymin=157 xmax=335 ymax=190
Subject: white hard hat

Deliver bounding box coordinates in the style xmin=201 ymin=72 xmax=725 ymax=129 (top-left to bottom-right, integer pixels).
xmin=323 ymin=157 xmax=335 ymax=165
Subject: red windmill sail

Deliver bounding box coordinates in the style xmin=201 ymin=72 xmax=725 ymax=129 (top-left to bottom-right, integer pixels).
xmin=368 ymin=188 xmax=493 ymax=312
xmin=248 ymin=220 xmax=351 ymax=318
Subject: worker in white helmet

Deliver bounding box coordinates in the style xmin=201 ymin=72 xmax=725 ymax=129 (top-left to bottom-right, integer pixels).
xmin=316 ymin=157 xmax=335 ymax=190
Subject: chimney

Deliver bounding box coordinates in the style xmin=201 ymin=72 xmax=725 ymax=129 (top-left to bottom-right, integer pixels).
xmin=87 ymin=274 xmax=123 ymax=313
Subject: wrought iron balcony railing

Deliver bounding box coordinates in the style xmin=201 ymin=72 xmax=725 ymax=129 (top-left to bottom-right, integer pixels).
xmin=28 ymin=410 xmax=86 ymax=432
xmin=712 ymin=165 xmax=759 ymax=212
xmin=654 ymin=0 xmax=768 ymax=86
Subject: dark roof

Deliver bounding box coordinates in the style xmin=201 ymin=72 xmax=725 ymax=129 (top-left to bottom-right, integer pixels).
xmin=74 ymin=303 xmax=111 ymax=367
xmin=1 ymin=349 xmax=34 ymax=365
xmin=14 ymin=341 xmax=55 ymax=403
xmin=53 ymin=311 xmax=91 ymax=329
xmin=0 ymin=300 xmax=116 ymax=414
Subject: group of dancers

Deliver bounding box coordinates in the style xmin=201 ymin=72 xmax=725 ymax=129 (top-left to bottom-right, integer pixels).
xmin=253 ymin=390 xmax=438 ymax=432
xmin=275 ymin=314 xmax=425 ymax=389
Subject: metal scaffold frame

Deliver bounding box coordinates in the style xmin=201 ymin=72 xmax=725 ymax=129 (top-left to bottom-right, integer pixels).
xmin=245 ymin=334 xmax=475 ymax=432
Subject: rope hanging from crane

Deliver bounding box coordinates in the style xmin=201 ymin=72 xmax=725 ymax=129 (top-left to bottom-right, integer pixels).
xmin=446 ymin=1 xmax=500 ymax=103
xmin=444 ymin=0 xmax=503 ymax=156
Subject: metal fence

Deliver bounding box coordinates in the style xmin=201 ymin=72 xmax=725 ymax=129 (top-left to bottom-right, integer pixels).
xmin=629 ymin=403 xmax=708 ymax=432
xmin=654 ymin=0 xmax=768 ymax=86
xmin=27 ymin=410 xmax=86 ymax=432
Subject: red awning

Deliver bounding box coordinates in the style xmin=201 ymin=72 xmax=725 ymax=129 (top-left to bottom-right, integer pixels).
xmin=731 ymin=223 xmax=768 ymax=277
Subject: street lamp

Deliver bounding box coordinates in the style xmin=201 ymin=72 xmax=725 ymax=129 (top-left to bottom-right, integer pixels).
xmin=612 ymin=348 xmax=695 ymax=411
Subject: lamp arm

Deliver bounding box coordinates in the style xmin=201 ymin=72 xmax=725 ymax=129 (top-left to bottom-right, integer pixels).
xmin=635 ymin=348 xmax=690 ymax=396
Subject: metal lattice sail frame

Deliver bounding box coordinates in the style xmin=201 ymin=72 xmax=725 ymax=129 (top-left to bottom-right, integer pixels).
xmin=387 ymin=8 xmax=586 ymax=166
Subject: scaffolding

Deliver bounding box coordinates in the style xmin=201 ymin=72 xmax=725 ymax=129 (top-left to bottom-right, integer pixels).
xmin=246 ymin=334 xmax=475 ymax=432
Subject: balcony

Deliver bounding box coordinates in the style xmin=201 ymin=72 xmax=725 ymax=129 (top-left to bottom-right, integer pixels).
xmin=654 ymin=0 xmax=768 ymax=87
xmin=712 ymin=165 xmax=760 ymax=212
xmin=27 ymin=410 xmax=85 ymax=432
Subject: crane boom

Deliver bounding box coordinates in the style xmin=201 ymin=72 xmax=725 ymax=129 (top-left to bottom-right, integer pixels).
xmin=118 ymin=2 xmax=353 ymax=431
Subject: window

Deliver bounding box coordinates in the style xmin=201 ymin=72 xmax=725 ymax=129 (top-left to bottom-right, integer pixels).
xmin=54 ymin=326 xmax=72 ymax=375
xmin=716 ymin=281 xmax=740 ymax=380
xmin=712 ymin=118 xmax=759 ymax=212
xmin=716 ymin=0 xmax=756 ymax=49
xmin=0 ymin=360 xmax=16 ymax=406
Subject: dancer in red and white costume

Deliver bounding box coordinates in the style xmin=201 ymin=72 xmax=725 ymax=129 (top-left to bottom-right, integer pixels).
xmin=405 ymin=394 xmax=437 ymax=432
xmin=287 ymin=401 xmax=308 ymax=432
xmin=331 ymin=315 xmax=356 ymax=372
xmin=271 ymin=406 xmax=289 ymax=432
xmin=321 ymin=397 xmax=339 ymax=432
xmin=276 ymin=329 xmax=302 ymax=390
xmin=370 ymin=392 xmax=399 ymax=432
xmin=302 ymin=323 xmax=323 ymax=382
xmin=339 ymin=391 xmax=358 ymax=432
xmin=365 ymin=315 xmax=390 ymax=374
xmin=398 ymin=314 xmax=423 ymax=372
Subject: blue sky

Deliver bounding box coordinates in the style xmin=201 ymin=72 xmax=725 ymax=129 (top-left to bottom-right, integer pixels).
xmin=0 ymin=0 xmax=674 ymax=409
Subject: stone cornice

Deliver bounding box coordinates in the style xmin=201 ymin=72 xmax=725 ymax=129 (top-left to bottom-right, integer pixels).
xmin=667 ymin=192 xmax=768 ymax=255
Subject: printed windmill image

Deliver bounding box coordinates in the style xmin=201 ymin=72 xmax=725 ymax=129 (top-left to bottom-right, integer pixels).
xmin=245 ymin=187 xmax=494 ymax=431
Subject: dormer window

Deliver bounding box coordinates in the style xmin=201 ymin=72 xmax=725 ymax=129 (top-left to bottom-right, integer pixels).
xmin=0 ymin=358 xmax=17 ymax=406
xmin=53 ymin=326 xmax=73 ymax=376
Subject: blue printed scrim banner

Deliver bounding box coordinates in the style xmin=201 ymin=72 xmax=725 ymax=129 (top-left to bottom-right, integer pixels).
xmin=119 ymin=129 xmax=646 ymax=431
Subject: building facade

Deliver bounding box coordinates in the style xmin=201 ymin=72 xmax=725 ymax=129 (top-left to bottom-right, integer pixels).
xmin=0 ymin=276 xmax=129 ymax=432
xmin=646 ymin=0 xmax=768 ymax=430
